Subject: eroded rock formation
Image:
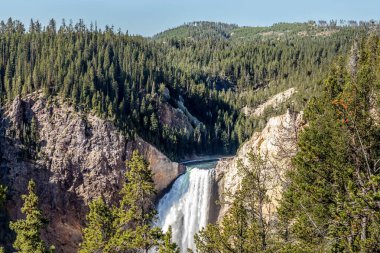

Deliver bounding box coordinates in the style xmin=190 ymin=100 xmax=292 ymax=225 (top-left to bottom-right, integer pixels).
xmin=0 ymin=93 xmax=185 ymax=252
xmin=216 ymin=109 xmax=304 ymax=220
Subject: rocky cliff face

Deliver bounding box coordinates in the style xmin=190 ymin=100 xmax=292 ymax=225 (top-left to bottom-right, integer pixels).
xmin=216 ymin=110 xmax=303 ymax=220
xmin=157 ymin=101 xmax=194 ymax=136
xmin=0 ymin=93 xmax=185 ymax=252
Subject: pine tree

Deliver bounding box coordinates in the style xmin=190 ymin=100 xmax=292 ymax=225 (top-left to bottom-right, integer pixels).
xmin=80 ymin=150 xmax=172 ymax=252
xmin=150 ymin=112 xmax=159 ymax=134
xmin=79 ymin=198 xmax=114 ymax=253
xmin=0 ymin=185 xmax=6 ymax=253
xmin=195 ymin=151 xmax=270 ymax=253
xmin=107 ymin=150 xmax=161 ymax=252
xmin=0 ymin=185 xmax=6 ymax=207
xmin=158 ymin=226 xmax=179 ymax=253
xmin=9 ymin=180 xmax=53 ymax=253
xmin=195 ymin=197 xmax=260 ymax=253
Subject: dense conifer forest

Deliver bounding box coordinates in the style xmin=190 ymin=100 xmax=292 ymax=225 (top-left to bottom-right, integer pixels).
xmin=0 ymin=19 xmax=373 ymax=159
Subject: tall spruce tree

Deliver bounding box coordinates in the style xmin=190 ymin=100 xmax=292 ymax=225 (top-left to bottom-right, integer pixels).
xmin=195 ymin=151 xmax=271 ymax=253
xmin=108 ymin=150 xmax=161 ymax=252
xmin=0 ymin=185 xmax=6 ymax=253
xmin=195 ymin=197 xmax=261 ymax=253
xmin=158 ymin=226 xmax=179 ymax=253
xmin=79 ymin=198 xmax=114 ymax=253
xmin=9 ymin=180 xmax=53 ymax=253
xmin=81 ymin=150 xmax=179 ymax=252
xmin=0 ymin=185 xmax=6 ymax=207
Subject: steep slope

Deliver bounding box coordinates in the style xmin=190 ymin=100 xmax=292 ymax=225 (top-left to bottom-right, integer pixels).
xmin=0 ymin=93 xmax=185 ymax=252
xmin=153 ymin=21 xmax=238 ymax=40
xmin=0 ymin=20 xmax=369 ymax=159
xmin=241 ymin=88 xmax=296 ymax=117
xmin=154 ymin=21 xmax=364 ymax=42
xmin=216 ymin=110 xmax=303 ymax=220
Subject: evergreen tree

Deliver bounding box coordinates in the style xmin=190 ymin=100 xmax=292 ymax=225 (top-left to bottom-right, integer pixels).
xmin=158 ymin=226 xmax=179 ymax=253
xmin=0 ymin=185 xmax=6 ymax=207
xmin=195 ymin=151 xmax=271 ymax=253
xmin=0 ymin=185 xmax=6 ymax=253
xmin=80 ymin=150 xmax=177 ymax=252
xmin=9 ymin=180 xmax=53 ymax=253
xmin=107 ymin=150 xmax=161 ymax=252
xmin=79 ymin=198 xmax=114 ymax=253
xmin=195 ymin=197 xmax=260 ymax=253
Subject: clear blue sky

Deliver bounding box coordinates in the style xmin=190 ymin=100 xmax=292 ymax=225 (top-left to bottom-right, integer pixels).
xmin=1 ymin=0 xmax=379 ymax=36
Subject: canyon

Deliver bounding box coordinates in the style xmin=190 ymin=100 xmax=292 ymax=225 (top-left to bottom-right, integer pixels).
xmin=0 ymin=92 xmax=304 ymax=252
xmin=0 ymin=92 xmax=303 ymax=252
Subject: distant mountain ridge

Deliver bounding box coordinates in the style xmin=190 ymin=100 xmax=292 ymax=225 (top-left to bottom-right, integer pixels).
xmin=153 ymin=20 xmax=370 ymax=41
xmin=153 ymin=21 xmax=238 ymax=40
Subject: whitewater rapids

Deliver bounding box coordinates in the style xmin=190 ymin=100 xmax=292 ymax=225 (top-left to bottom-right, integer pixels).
xmin=157 ymin=163 xmax=215 ymax=252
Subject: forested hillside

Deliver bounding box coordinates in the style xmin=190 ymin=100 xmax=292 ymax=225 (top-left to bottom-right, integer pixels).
xmin=0 ymin=19 xmax=374 ymax=159
xmin=278 ymin=34 xmax=380 ymax=252
xmin=196 ymin=33 xmax=380 ymax=253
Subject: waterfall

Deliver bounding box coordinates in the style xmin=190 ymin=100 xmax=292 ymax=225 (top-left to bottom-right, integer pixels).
xmin=157 ymin=163 xmax=215 ymax=252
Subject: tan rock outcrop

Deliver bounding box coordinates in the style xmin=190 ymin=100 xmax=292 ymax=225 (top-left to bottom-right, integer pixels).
xmin=241 ymin=88 xmax=296 ymax=117
xmin=0 ymin=93 xmax=185 ymax=252
xmin=216 ymin=110 xmax=303 ymax=220
xmin=157 ymin=101 xmax=194 ymax=136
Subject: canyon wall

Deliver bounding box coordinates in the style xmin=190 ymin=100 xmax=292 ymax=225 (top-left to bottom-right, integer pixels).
xmin=0 ymin=93 xmax=185 ymax=252
xmin=216 ymin=110 xmax=303 ymax=220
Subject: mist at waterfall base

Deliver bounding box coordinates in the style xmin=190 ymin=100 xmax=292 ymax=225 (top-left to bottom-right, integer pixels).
xmin=157 ymin=161 xmax=217 ymax=252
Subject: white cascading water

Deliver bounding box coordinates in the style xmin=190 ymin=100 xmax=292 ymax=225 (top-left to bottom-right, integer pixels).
xmin=157 ymin=163 xmax=215 ymax=252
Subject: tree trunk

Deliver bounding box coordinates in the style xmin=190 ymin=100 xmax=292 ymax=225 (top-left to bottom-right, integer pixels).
xmin=360 ymin=215 xmax=367 ymax=253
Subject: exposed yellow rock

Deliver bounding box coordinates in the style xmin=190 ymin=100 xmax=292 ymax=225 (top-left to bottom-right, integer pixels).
xmin=216 ymin=110 xmax=303 ymax=221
